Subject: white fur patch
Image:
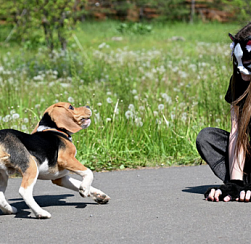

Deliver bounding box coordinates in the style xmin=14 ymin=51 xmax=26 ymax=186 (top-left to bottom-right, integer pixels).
xmin=38 ymin=159 xmax=68 ymax=180
xmin=18 ymin=166 xmax=51 ymax=218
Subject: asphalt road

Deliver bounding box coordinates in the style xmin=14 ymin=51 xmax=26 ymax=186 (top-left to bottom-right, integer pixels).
xmin=0 ymin=165 xmax=250 ymax=244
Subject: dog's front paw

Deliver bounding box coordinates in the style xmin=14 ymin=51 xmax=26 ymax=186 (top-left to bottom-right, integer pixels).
xmin=35 ymin=210 xmax=51 ymax=219
xmin=91 ymin=192 xmax=110 ymax=204
xmin=79 ymin=186 xmax=90 ymax=198
xmin=1 ymin=206 xmax=17 ymax=215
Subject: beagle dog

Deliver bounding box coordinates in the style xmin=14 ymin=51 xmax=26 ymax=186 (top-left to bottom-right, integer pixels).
xmin=0 ymin=102 xmax=110 ymax=219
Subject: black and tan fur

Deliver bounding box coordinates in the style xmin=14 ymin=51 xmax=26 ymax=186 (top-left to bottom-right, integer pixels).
xmin=0 ymin=102 xmax=110 ymax=219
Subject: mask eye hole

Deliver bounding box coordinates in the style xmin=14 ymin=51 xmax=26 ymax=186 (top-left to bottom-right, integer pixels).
xmin=69 ymin=105 xmax=74 ymax=110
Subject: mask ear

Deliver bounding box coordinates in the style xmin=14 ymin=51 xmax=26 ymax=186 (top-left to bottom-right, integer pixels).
xmin=49 ymin=106 xmax=82 ymax=134
xmin=229 ymin=33 xmax=235 ymax=42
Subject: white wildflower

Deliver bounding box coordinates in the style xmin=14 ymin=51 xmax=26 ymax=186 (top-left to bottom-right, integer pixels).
xmin=68 ymin=97 xmax=74 ymax=103
xmin=10 ymin=109 xmax=16 ymax=115
xmin=158 ymin=104 xmax=164 ymax=111
xmin=107 ymin=97 xmax=112 ymax=103
xmin=12 ymin=113 xmax=20 ymax=120
xmin=171 ymin=112 xmax=175 ymax=120
xmin=135 ymin=117 xmax=143 ymax=127
xmin=125 ymin=111 xmax=133 ymax=119
xmin=181 ymin=112 xmax=187 ymax=122
xmin=3 ymin=115 xmax=11 ymax=122
xmin=216 ymin=119 xmax=221 ymax=124
xmin=179 ymin=102 xmax=186 ymax=108
xmin=98 ymin=42 xmax=106 ymax=49
xmin=131 ymin=89 xmax=137 ymax=94
xmin=21 ymin=125 xmax=27 ymax=131
xmin=128 ymin=104 xmax=135 ymax=111
xmin=60 ymin=83 xmax=71 ymax=88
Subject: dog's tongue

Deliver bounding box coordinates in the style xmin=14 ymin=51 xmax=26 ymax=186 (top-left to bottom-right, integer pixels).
xmin=83 ymin=119 xmax=91 ymax=127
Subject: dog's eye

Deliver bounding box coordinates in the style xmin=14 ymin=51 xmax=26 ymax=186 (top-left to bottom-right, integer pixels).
xmin=69 ymin=105 xmax=74 ymax=110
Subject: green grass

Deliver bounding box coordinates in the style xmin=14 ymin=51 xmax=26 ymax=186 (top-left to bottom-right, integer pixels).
xmin=0 ymin=21 xmax=242 ymax=171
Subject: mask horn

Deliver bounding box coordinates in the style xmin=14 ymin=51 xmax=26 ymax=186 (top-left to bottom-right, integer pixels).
xmin=229 ymin=33 xmax=235 ymax=42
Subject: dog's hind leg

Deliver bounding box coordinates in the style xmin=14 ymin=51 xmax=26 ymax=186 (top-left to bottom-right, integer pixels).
xmin=52 ymin=175 xmax=110 ymax=204
xmin=0 ymin=169 xmax=17 ymax=214
xmin=19 ymin=158 xmax=51 ymax=219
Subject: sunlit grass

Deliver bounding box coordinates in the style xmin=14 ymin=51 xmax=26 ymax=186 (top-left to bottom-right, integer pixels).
xmin=0 ymin=21 xmax=241 ymax=170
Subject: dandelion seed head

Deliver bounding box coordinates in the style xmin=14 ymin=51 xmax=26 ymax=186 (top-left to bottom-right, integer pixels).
xmin=12 ymin=113 xmax=20 ymax=120
xmin=171 ymin=112 xmax=175 ymax=120
xmin=216 ymin=119 xmax=221 ymax=124
xmin=21 ymin=125 xmax=27 ymax=131
xmin=135 ymin=117 xmax=143 ymax=127
xmin=158 ymin=104 xmax=164 ymax=111
xmin=131 ymin=89 xmax=137 ymax=94
xmin=181 ymin=112 xmax=187 ymax=122
xmin=125 ymin=111 xmax=133 ymax=119
xmin=3 ymin=115 xmax=10 ymax=122
xmin=68 ymin=97 xmax=74 ymax=103
xmin=107 ymin=97 xmax=112 ymax=103
xmin=128 ymin=104 xmax=135 ymax=111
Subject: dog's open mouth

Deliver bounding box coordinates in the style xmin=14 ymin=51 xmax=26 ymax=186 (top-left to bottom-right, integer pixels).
xmin=81 ymin=118 xmax=91 ymax=128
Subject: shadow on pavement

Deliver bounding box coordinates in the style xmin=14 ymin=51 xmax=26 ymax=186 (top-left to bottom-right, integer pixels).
xmin=4 ymin=194 xmax=97 ymax=219
xmin=182 ymin=185 xmax=220 ymax=194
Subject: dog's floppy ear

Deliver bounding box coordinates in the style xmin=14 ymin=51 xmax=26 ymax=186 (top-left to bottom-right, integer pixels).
xmin=31 ymin=123 xmax=39 ymax=134
xmin=49 ymin=106 xmax=83 ymax=134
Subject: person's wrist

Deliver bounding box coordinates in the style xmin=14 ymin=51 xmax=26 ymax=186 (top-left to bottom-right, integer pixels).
xmin=228 ymin=179 xmax=244 ymax=186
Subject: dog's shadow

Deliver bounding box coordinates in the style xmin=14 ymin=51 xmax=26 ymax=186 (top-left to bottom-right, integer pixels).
xmin=182 ymin=185 xmax=220 ymax=195
xmin=6 ymin=194 xmax=96 ymax=219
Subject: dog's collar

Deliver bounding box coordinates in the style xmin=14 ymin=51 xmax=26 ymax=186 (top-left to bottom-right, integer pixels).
xmin=37 ymin=125 xmax=72 ymax=141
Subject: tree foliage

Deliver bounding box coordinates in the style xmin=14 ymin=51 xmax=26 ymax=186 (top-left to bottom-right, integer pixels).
xmin=141 ymin=0 xmax=190 ymax=21
xmin=0 ymin=0 xmax=85 ymax=51
xmin=222 ymin=0 xmax=251 ymax=22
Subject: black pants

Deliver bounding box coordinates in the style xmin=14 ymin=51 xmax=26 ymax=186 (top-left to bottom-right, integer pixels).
xmin=196 ymin=127 xmax=251 ymax=183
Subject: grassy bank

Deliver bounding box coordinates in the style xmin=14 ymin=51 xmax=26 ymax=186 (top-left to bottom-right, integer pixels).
xmin=0 ymin=21 xmax=241 ymax=171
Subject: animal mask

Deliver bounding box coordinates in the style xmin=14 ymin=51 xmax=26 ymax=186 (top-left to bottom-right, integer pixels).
xmin=229 ymin=33 xmax=251 ymax=76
